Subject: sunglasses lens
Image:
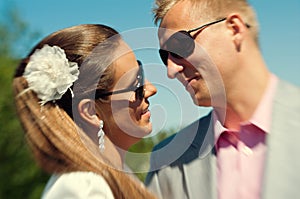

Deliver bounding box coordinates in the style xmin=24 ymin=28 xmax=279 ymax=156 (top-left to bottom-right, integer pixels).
xmin=159 ymin=49 xmax=168 ymax=65
xmin=159 ymin=49 xmax=184 ymax=66
xmin=168 ymin=31 xmax=195 ymax=58
xmin=135 ymin=60 xmax=145 ymax=100
xmin=159 ymin=31 xmax=195 ymax=65
xmin=170 ymin=52 xmax=183 ymax=59
xmin=135 ymin=86 xmax=144 ymax=100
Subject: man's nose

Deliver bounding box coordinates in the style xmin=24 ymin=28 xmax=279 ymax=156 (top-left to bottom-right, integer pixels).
xmin=166 ymin=55 xmax=184 ymax=79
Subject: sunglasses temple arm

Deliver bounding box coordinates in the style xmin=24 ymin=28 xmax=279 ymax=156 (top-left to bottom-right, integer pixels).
xmin=96 ymin=87 xmax=136 ymax=98
xmin=187 ymin=17 xmax=227 ymax=34
xmin=96 ymin=61 xmax=144 ymax=98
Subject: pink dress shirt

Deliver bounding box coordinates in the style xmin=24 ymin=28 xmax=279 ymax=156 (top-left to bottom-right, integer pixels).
xmin=215 ymin=74 xmax=278 ymax=199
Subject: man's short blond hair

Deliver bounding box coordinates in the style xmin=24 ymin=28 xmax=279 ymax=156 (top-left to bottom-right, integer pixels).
xmin=153 ymin=0 xmax=259 ymax=44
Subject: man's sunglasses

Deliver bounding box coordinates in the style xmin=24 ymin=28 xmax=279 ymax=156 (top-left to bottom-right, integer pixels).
xmin=159 ymin=18 xmax=250 ymax=65
xmin=95 ymin=60 xmax=145 ymax=101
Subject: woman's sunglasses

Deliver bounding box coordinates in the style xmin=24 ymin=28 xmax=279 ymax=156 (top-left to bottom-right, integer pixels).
xmin=95 ymin=60 xmax=145 ymax=101
xmin=159 ymin=18 xmax=242 ymax=65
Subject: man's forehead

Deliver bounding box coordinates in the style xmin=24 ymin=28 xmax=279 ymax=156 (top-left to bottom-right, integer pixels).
xmin=159 ymin=0 xmax=200 ymax=32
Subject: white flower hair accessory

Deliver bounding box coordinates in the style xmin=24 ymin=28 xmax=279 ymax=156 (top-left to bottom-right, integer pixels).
xmin=23 ymin=44 xmax=80 ymax=105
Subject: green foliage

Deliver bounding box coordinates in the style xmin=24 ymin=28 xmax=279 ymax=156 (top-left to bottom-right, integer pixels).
xmin=126 ymin=129 xmax=176 ymax=182
xmin=0 ymin=57 xmax=50 ymax=199
xmin=0 ymin=5 xmax=49 ymax=199
xmin=0 ymin=5 xmax=40 ymax=57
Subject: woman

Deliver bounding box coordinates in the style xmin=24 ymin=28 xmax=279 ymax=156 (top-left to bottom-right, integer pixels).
xmin=13 ymin=24 xmax=157 ymax=198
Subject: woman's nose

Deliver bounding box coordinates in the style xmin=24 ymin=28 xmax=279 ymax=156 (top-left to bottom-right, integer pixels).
xmin=144 ymin=80 xmax=157 ymax=98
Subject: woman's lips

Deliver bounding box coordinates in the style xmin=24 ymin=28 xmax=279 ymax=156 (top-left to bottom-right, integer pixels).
xmin=141 ymin=107 xmax=150 ymax=117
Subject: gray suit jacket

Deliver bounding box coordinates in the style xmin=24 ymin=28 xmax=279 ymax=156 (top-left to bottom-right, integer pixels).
xmin=145 ymin=80 xmax=300 ymax=199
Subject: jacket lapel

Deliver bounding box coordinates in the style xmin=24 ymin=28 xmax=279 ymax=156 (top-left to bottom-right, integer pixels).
xmin=182 ymin=114 xmax=217 ymax=199
xmin=262 ymin=80 xmax=300 ymax=199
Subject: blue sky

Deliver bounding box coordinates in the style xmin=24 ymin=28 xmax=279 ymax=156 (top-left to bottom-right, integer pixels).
xmin=1 ymin=0 xmax=300 ymax=133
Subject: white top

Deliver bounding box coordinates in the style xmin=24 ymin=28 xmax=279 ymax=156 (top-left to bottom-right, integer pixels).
xmin=41 ymin=171 xmax=114 ymax=199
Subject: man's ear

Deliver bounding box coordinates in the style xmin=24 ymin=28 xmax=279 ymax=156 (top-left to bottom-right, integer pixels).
xmin=78 ymin=99 xmax=100 ymax=128
xmin=225 ymin=13 xmax=248 ymax=51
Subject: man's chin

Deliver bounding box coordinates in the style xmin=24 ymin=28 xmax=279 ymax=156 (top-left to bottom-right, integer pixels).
xmin=192 ymin=96 xmax=211 ymax=107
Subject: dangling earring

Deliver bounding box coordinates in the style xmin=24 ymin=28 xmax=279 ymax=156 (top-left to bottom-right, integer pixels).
xmin=98 ymin=120 xmax=105 ymax=152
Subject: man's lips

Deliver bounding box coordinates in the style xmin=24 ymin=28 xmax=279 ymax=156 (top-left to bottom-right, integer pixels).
xmin=182 ymin=76 xmax=201 ymax=88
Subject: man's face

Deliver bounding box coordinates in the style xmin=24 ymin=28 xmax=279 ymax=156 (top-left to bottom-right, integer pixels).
xmin=158 ymin=1 xmax=227 ymax=108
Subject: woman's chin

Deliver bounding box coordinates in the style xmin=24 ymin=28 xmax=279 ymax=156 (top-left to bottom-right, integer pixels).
xmin=139 ymin=122 xmax=152 ymax=138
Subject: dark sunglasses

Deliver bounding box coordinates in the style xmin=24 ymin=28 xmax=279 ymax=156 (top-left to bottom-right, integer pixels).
xmin=159 ymin=18 xmax=230 ymax=65
xmin=95 ymin=60 xmax=145 ymax=101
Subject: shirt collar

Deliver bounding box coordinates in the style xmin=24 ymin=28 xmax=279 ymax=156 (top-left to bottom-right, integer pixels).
xmin=213 ymin=111 xmax=227 ymax=145
xmin=248 ymin=74 xmax=278 ymax=133
xmin=214 ymin=74 xmax=278 ymax=142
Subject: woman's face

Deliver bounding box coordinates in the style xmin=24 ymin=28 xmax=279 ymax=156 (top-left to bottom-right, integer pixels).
xmin=98 ymin=46 xmax=157 ymax=150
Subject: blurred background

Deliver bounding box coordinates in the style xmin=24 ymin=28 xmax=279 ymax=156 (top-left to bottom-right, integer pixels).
xmin=0 ymin=0 xmax=299 ymax=198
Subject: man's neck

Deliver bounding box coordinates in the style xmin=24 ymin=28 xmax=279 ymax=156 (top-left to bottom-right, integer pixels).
xmin=218 ymin=67 xmax=271 ymax=131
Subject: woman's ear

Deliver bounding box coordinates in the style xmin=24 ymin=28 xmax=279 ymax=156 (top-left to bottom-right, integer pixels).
xmin=78 ymin=99 xmax=100 ymax=128
xmin=225 ymin=13 xmax=248 ymax=51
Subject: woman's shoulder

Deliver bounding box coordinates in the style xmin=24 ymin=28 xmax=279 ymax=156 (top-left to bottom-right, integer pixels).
xmin=42 ymin=171 xmax=114 ymax=199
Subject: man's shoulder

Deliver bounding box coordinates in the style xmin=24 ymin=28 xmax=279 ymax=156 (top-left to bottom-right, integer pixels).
xmin=149 ymin=111 xmax=214 ymax=170
xmin=145 ymin=112 xmax=214 ymax=186
xmin=275 ymin=79 xmax=300 ymax=109
xmin=153 ymin=111 xmax=213 ymax=152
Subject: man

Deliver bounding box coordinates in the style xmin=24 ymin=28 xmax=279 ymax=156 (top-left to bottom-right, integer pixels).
xmin=145 ymin=0 xmax=300 ymax=199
